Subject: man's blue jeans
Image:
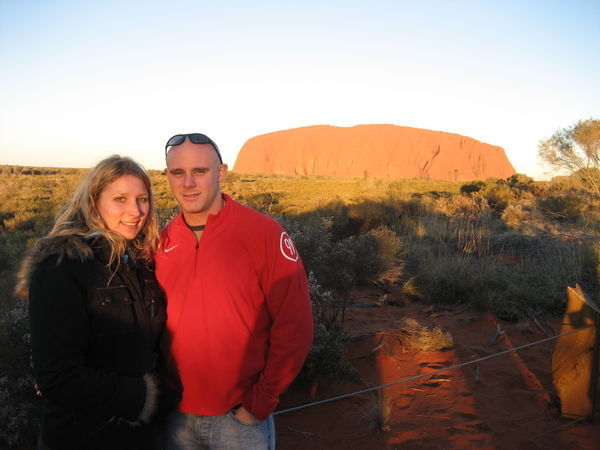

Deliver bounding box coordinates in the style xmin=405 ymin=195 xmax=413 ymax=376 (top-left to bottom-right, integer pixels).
xmin=164 ymin=410 xmax=276 ymax=450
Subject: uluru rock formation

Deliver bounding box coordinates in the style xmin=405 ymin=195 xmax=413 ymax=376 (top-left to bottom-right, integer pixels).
xmin=233 ymin=125 xmax=515 ymax=181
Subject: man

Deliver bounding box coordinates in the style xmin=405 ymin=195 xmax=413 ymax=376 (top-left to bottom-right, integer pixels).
xmin=155 ymin=133 xmax=313 ymax=449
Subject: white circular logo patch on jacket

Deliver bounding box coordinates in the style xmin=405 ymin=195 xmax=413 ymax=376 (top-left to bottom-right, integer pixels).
xmin=280 ymin=232 xmax=299 ymax=262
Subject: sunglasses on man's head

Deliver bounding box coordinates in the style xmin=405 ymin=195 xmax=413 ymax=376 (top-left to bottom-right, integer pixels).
xmin=165 ymin=133 xmax=223 ymax=164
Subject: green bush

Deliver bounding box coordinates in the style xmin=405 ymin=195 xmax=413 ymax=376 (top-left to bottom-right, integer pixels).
xmin=319 ymin=234 xmax=383 ymax=324
xmin=304 ymin=324 xmax=358 ymax=382
xmin=460 ymin=181 xmax=486 ymax=195
xmin=281 ymin=215 xmax=385 ymax=326
xmin=301 ymin=273 xmax=358 ymax=382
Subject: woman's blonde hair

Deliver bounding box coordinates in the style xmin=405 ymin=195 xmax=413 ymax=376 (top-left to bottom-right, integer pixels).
xmin=47 ymin=154 xmax=159 ymax=266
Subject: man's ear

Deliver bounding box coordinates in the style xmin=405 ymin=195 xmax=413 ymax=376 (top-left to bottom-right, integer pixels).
xmin=164 ymin=167 xmax=168 ymax=175
xmin=219 ymin=164 xmax=228 ymax=182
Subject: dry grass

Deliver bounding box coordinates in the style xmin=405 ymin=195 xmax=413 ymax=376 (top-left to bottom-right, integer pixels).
xmin=223 ymin=171 xmax=463 ymax=215
xmin=394 ymin=318 xmax=454 ymax=352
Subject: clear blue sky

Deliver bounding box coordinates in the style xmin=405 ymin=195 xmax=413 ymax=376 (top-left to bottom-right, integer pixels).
xmin=1 ymin=0 xmax=598 ymax=179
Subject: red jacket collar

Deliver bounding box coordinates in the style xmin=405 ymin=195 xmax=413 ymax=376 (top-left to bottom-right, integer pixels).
xmin=173 ymin=193 xmax=233 ymax=232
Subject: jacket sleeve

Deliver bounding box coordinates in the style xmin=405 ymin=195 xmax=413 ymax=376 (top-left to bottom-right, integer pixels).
xmin=242 ymin=227 xmax=314 ymax=420
xmin=29 ymin=258 xmax=153 ymax=422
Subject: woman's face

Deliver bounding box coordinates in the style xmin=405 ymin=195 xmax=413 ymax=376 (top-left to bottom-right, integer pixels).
xmin=96 ymin=174 xmax=150 ymax=240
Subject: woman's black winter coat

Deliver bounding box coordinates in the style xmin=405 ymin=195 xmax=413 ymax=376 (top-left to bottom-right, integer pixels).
xmin=19 ymin=235 xmax=171 ymax=449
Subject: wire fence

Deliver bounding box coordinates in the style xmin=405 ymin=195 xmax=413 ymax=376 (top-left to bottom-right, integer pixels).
xmin=274 ymin=325 xmax=594 ymax=416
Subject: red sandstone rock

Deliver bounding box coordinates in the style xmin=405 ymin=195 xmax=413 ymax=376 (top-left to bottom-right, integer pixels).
xmin=233 ymin=124 xmax=516 ymax=181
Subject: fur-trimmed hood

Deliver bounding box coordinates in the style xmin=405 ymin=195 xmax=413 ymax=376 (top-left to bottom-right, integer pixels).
xmin=15 ymin=234 xmax=95 ymax=299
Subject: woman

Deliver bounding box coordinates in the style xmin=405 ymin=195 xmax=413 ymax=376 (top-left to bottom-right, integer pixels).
xmin=16 ymin=155 xmax=171 ymax=449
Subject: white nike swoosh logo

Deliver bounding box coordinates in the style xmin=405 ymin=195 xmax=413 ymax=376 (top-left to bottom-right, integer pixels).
xmin=164 ymin=244 xmax=179 ymax=253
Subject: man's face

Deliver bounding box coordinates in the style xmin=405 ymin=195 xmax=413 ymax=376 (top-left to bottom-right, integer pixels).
xmin=165 ymin=140 xmax=228 ymax=225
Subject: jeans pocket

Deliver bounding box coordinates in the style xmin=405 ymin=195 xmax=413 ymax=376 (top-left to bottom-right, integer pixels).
xmin=214 ymin=413 xmax=274 ymax=450
xmin=226 ymin=410 xmax=265 ymax=428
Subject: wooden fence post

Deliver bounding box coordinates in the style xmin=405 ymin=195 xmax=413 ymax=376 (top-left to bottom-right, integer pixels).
xmin=552 ymin=284 xmax=599 ymax=420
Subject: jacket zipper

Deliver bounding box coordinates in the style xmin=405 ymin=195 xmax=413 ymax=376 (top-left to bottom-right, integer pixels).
xmin=190 ymin=226 xmax=202 ymax=280
xmin=193 ymin=242 xmax=199 ymax=279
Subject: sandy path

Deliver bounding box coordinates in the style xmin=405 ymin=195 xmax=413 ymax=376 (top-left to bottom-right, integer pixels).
xmin=276 ymin=263 xmax=600 ymax=449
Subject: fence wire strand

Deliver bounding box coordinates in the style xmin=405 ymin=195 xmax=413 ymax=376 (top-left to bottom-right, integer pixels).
xmin=274 ymin=325 xmax=594 ymax=416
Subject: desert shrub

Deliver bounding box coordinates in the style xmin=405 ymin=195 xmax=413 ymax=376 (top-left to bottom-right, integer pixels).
xmin=508 ymin=173 xmax=534 ymax=190
xmin=579 ymin=205 xmax=600 ymax=233
xmin=538 ymin=194 xmax=584 ymax=221
xmin=453 ymin=215 xmax=493 ymax=257
xmin=548 ymin=175 xmax=586 ymax=192
xmin=493 ymin=242 xmax=591 ymax=318
xmin=402 ymin=203 xmax=496 ymax=259
xmin=482 ymin=183 xmax=512 ymax=212
xmin=416 ymin=256 xmax=521 ymax=317
xmin=281 ymin=215 xmax=385 ymax=326
xmin=346 ymin=200 xmax=401 ymax=234
xmin=396 ymin=318 xmax=453 ymax=351
xmin=301 ymin=273 xmax=358 ymax=382
xmin=402 ymin=195 xmax=435 ymax=217
xmin=434 ymin=194 xmax=491 ymax=220
xmin=401 ymin=276 xmax=422 ymax=298
xmin=307 ymin=271 xmax=337 ymax=328
xmin=411 ymin=236 xmax=594 ymax=320
xmin=500 ymin=204 xmax=528 ymax=228
xmin=460 ymin=181 xmax=486 ymax=195
xmin=415 ymin=255 xmax=486 ymax=305
xmin=305 ymin=324 xmax=359 ymax=382
xmin=317 ymin=233 xmax=383 ymax=324
xmin=529 ymin=181 xmax=551 ymax=197
xmin=369 ymin=226 xmax=402 ymax=269
xmin=582 ymin=243 xmax=600 ymax=294
xmin=281 ymin=216 xmax=381 ymax=287
xmin=0 ymin=298 xmax=38 ymax=447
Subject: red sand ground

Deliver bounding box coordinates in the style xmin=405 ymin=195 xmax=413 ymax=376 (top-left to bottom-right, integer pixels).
xmin=276 ymin=262 xmax=600 ymax=449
